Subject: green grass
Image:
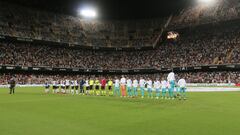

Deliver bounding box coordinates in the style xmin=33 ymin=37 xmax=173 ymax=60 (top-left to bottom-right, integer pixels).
xmin=0 ymin=87 xmax=240 ymax=135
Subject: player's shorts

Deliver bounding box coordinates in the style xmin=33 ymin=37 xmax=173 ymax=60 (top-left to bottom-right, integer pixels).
xmin=95 ymin=85 xmax=100 ymax=90
xmin=162 ymin=88 xmax=166 ymax=92
xmin=170 ymin=81 xmax=175 ymax=89
xmin=86 ymin=86 xmax=90 ymax=90
xmin=75 ymin=86 xmax=79 ymax=90
xmin=101 ymin=86 xmax=105 ymax=90
xmin=66 ymin=85 xmax=70 ymax=89
xmin=80 ymin=86 xmax=84 ymax=90
xmin=61 ymin=86 xmax=65 ymax=89
xmin=90 ymin=85 xmax=93 ymax=90
xmin=71 ymin=86 xmax=74 ymax=89
xmin=180 ymin=87 xmax=186 ymax=92
xmin=148 ymin=88 xmax=152 ymax=92
xmin=45 ymin=86 xmax=50 ymax=89
xmin=108 ymin=86 xmax=112 ymax=90
xmin=114 ymin=87 xmax=119 ymax=90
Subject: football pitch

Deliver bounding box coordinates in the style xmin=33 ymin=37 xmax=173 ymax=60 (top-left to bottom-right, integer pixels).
xmin=0 ymin=87 xmax=240 ymax=135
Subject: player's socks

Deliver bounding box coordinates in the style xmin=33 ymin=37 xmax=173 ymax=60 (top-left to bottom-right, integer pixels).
xmin=71 ymin=89 xmax=74 ymax=95
xmin=141 ymin=88 xmax=144 ymax=98
xmin=45 ymin=89 xmax=49 ymax=93
xmin=76 ymin=90 xmax=79 ymax=95
xmin=135 ymin=89 xmax=138 ymax=97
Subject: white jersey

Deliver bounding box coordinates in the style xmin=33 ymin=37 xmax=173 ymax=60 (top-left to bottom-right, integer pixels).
xmin=61 ymin=81 xmax=65 ymax=86
xmin=85 ymin=80 xmax=89 ymax=87
xmin=167 ymin=72 xmax=175 ymax=81
xmin=114 ymin=79 xmax=120 ymax=87
xmin=161 ymin=80 xmax=168 ymax=89
xmin=70 ymin=81 xmax=74 ymax=86
xmin=65 ymin=80 xmax=70 ymax=86
xmin=178 ymin=79 xmax=186 ymax=88
xmin=147 ymin=80 xmax=153 ymax=88
xmin=74 ymin=80 xmax=78 ymax=86
xmin=154 ymin=81 xmax=161 ymax=89
xmin=52 ymin=81 xmax=57 ymax=86
xmin=127 ymin=79 xmax=132 ymax=87
xmin=139 ymin=79 xmax=145 ymax=87
xmin=44 ymin=82 xmax=50 ymax=87
xmin=133 ymin=80 xmax=138 ymax=87
xmin=120 ymin=77 xmax=126 ymax=85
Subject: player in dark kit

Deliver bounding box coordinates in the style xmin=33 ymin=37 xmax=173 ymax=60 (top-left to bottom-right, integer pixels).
xmin=79 ymin=78 xmax=85 ymax=95
xmin=9 ymin=77 xmax=16 ymax=94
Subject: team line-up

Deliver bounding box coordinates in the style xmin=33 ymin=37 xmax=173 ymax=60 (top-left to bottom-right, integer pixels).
xmin=45 ymin=72 xmax=187 ymax=100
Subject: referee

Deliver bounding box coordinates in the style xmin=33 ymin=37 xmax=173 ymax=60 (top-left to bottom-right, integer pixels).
xmin=9 ymin=77 xmax=16 ymax=94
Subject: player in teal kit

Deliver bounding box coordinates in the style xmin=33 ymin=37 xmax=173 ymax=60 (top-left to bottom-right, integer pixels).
xmin=161 ymin=79 xmax=167 ymax=99
xmin=139 ymin=77 xmax=145 ymax=98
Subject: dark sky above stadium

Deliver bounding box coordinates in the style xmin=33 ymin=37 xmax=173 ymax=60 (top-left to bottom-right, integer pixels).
xmin=3 ymin=0 xmax=194 ymax=20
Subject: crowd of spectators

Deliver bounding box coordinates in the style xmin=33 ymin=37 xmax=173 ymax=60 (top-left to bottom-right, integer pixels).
xmin=0 ymin=71 xmax=239 ymax=85
xmin=1 ymin=20 xmax=240 ymax=69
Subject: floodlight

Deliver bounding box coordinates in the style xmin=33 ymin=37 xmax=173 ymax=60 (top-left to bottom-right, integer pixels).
xmin=79 ymin=8 xmax=97 ymax=18
xmin=198 ymin=0 xmax=216 ymax=4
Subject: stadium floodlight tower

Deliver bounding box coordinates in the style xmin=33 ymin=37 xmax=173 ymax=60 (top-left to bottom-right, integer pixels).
xmin=78 ymin=7 xmax=97 ymax=19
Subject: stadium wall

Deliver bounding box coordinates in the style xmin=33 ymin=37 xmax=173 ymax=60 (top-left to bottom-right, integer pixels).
xmin=1 ymin=64 xmax=240 ymax=75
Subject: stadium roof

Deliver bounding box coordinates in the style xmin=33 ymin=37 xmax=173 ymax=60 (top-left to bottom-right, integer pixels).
xmin=3 ymin=0 xmax=193 ymax=20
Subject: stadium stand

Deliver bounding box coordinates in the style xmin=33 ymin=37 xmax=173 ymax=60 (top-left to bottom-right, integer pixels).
xmin=1 ymin=20 xmax=240 ymax=69
xmin=0 ymin=2 xmax=166 ymax=48
xmin=0 ymin=0 xmax=240 ymax=84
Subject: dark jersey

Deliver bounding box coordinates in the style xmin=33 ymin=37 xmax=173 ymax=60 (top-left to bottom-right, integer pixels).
xmin=80 ymin=80 xmax=85 ymax=87
xmin=9 ymin=79 xmax=16 ymax=88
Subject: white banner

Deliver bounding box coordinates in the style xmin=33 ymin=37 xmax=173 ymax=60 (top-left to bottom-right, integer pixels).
xmin=187 ymin=83 xmax=235 ymax=87
xmin=0 ymin=84 xmax=43 ymax=88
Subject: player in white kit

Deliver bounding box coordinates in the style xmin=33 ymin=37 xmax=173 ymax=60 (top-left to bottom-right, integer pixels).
xmin=70 ymin=80 xmax=75 ymax=95
xmin=52 ymin=80 xmax=57 ymax=94
xmin=65 ymin=79 xmax=70 ymax=94
xmin=167 ymin=72 xmax=175 ymax=99
xmin=154 ymin=78 xmax=161 ymax=99
xmin=139 ymin=77 xmax=145 ymax=98
xmin=132 ymin=78 xmax=138 ymax=97
xmin=85 ymin=79 xmax=90 ymax=95
xmin=147 ymin=78 xmax=153 ymax=98
xmin=161 ymin=79 xmax=168 ymax=99
xmin=74 ymin=80 xmax=79 ymax=95
xmin=126 ymin=77 xmax=132 ymax=97
xmin=114 ymin=77 xmax=120 ymax=96
xmin=60 ymin=80 xmax=66 ymax=93
xmin=178 ymin=78 xmax=187 ymax=100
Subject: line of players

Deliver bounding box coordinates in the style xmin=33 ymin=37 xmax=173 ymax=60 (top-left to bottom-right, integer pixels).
xmin=44 ymin=72 xmax=187 ymax=100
